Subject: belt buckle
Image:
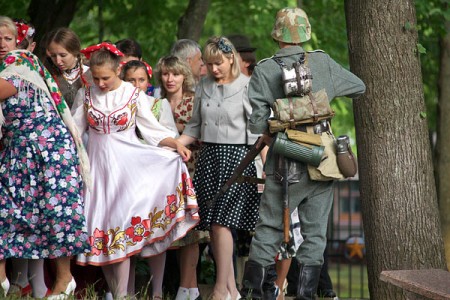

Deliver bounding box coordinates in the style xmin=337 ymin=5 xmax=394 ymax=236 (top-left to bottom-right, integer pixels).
xmin=313 ymin=123 xmax=322 ymax=134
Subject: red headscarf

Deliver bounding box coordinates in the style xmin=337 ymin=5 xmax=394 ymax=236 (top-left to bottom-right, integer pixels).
xmin=119 ymin=60 xmax=153 ymax=79
xmin=142 ymin=61 xmax=153 ymax=78
xmin=81 ymin=42 xmax=124 ymax=59
xmin=14 ymin=21 xmax=34 ymax=45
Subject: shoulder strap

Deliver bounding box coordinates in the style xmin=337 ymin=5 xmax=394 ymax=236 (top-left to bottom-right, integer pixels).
xmin=257 ymin=55 xmax=275 ymax=65
xmin=273 ymin=52 xmax=308 ymax=69
xmin=307 ymin=49 xmax=325 ymax=53
xmin=272 ymin=56 xmax=288 ymax=69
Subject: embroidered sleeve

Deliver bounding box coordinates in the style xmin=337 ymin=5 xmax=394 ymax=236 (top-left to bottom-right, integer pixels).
xmin=135 ymin=93 xmax=176 ymax=146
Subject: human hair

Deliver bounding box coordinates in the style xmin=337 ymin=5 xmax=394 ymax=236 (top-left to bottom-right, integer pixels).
xmin=0 ymin=16 xmax=17 ymax=40
xmin=170 ymin=39 xmax=201 ymax=62
xmin=120 ymin=60 xmax=150 ymax=81
xmin=155 ymin=55 xmax=195 ymax=98
xmin=203 ymin=36 xmax=240 ymax=80
xmin=239 ymin=51 xmax=257 ymax=75
xmin=89 ymin=47 xmax=121 ymax=71
xmin=115 ymin=38 xmax=142 ymax=60
xmin=45 ymin=27 xmax=81 ymax=57
xmin=13 ymin=18 xmax=36 ymax=50
xmin=44 ymin=27 xmax=82 ymax=74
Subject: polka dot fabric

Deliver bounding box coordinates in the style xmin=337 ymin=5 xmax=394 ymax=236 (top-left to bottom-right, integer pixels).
xmin=194 ymin=144 xmax=260 ymax=231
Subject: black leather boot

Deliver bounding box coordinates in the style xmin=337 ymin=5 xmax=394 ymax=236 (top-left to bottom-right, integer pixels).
xmin=241 ymin=261 xmax=278 ymax=300
xmin=262 ymin=264 xmax=278 ymax=300
xmin=295 ymin=265 xmax=321 ymax=300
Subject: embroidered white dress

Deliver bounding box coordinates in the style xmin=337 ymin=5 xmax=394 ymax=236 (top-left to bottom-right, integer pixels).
xmin=72 ymin=81 xmax=199 ymax=266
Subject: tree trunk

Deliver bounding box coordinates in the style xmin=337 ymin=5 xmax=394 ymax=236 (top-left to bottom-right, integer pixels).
xmin=177 ymin=0 xmax=210 ymax=41
xmin=436 ymin=18 xmax=450 ymax=270
xmin=344 ymin=0 xmax=447 ymax=299
xmin=28 ymin=0 xmax=79 ymax=60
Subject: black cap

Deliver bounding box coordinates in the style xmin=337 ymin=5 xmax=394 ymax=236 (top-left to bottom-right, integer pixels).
xmin=227 ymin=34 xmax=256 ymax=52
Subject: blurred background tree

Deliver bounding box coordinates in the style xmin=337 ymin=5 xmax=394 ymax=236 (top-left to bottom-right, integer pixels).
xmin=1 ymin=0 xmax=446 ymax=144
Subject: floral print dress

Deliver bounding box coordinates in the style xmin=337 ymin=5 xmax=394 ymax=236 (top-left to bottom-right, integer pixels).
xmin=0 ymin=75 xmax=89 ymax=259
xmin=72 ymin=82 xmax=199 ymax=265
xmin=173 ymin=93 xmax=200 ymax=176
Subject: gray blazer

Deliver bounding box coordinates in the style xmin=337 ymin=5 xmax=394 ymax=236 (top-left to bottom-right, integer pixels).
xmin=184 ymin=73 xmax=258 ymax=145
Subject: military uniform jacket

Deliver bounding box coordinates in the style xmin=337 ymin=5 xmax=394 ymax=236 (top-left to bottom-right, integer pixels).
xmin=249 ymin=46 xmax=366 ymax=173
xmin=184 ymin=73 xmax=258 ymax=145
xmin=249 ymin=46 xmax=365 ymax=134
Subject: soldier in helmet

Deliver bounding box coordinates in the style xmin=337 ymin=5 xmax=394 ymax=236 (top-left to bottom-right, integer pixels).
xmin=241 ymin=7 xmax=366 ymax=300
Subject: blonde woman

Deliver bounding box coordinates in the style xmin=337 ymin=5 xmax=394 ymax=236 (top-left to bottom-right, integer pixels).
xmin=178 ymin=36 xmax=260 ymax=300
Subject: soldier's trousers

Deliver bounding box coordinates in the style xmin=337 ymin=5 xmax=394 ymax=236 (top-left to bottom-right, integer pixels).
xmin=248 ymin=170 xmax=333 ymax=267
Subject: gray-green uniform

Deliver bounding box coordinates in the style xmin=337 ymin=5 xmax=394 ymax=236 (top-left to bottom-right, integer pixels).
xmin=248 ymin=45 xmax=365 ymax=265
xmin=244 ymin=47 xmax=365 ymax=300
xmin=241 ymin=7 xmax=366 ymax=300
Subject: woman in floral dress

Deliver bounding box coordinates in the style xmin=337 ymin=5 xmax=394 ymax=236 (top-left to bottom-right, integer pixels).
xmin=0 ymin=16 xmax=90 ymax=299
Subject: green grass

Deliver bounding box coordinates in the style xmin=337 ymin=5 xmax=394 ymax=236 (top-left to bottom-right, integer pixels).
xmin=328 ymin=262 xmax=370 ymax=299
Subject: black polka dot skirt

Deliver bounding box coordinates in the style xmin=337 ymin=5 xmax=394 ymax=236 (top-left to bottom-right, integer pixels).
xmin=193 ymin=143 xmax=260 ymax=231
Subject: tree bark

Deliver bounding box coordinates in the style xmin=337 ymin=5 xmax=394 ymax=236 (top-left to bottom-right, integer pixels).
xmin=436 ymin=18 xmax=450 ymax=270
xmin=344 ymin=0 xmax=447 ymax=299
xmin=28 ymin=0 xmax=79 ymax=60
xmin=177 ymin=0 xmax=210 ymax=41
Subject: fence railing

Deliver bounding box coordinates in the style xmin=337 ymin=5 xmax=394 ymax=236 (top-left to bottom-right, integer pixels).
xmin=327 ymin=179 xmax=369 ymax=299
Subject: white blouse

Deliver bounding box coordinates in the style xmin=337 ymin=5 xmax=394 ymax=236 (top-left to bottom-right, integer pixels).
xmin=71 ymin=81 xmax=175 ymax=146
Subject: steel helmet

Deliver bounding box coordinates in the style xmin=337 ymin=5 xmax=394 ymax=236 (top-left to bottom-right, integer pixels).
xmin=271 ymin=7 xmax=311 ymax=44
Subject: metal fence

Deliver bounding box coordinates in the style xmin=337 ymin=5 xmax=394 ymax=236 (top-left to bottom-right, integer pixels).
xmin=327 ymin=179 xmax=369 ymax=299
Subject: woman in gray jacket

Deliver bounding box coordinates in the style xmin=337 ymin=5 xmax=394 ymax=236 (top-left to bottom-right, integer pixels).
xmin=179 ymin=36 xmax=259 ymax=300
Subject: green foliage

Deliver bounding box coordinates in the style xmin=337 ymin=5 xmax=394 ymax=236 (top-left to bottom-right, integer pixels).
xmin=415 ymin=0 xmax=448 ymax=131
xmin=420 ymin=111 xmax=427 ymax=119
xmin=199 ymin=254 xmax=215 ymax=285
xmin=71 ymin=0 xmax=189 ymax=65
xmin=417 ymin=43 xmax=427 ymax=54
xmin=1 ymin=0 xmax=445 ymax=139
xmin=404 ymin=21 xmax=414 ymax=31
xmin=0 ymin=0 xmax=29 ymax=20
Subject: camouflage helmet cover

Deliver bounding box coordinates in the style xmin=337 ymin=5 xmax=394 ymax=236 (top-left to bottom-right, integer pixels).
xmin=271 ymin=7 xmax=311 ymax=44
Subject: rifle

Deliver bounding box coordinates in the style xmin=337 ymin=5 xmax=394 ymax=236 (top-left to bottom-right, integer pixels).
xmin=211 ymin=137 xmax=266 ymax=204
xmin=276 ymin=155 xmax=297 ymax=260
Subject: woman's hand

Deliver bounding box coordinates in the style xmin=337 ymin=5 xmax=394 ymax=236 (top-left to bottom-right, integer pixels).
xmin=159 ymin=137 xmax=190 ymax=160
xmin=176 ymin=143 xmax=191 ymax=161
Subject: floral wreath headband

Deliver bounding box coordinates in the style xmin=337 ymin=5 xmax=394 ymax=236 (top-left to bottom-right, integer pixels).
xmin=14 ymin=21 xmax=35 ymax=45
xmin=217 ymin=37 xmax=233 ymax=53
xmin=80 ymin=42 xmax=124 ymax=59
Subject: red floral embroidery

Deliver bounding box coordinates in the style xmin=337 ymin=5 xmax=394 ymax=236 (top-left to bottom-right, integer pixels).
xmin=165 ymin=194 xmax=178 ymax=219
xmin=182 ymin=172 xmax=195 ymax=196
xmin=89 ymin=228 xmax=109 ymax=256
xmin=51 ymin=92 xmax=62 ymax=105
xmin=4 ymin=56 xmax=15 ymax=64
xmin=87 ymin=113 xmax=99 ymax=127
xmin=125 ymin=216 xmax=151 ymax=242
xmin=113 ymin=112 xmax=128 ymax=126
